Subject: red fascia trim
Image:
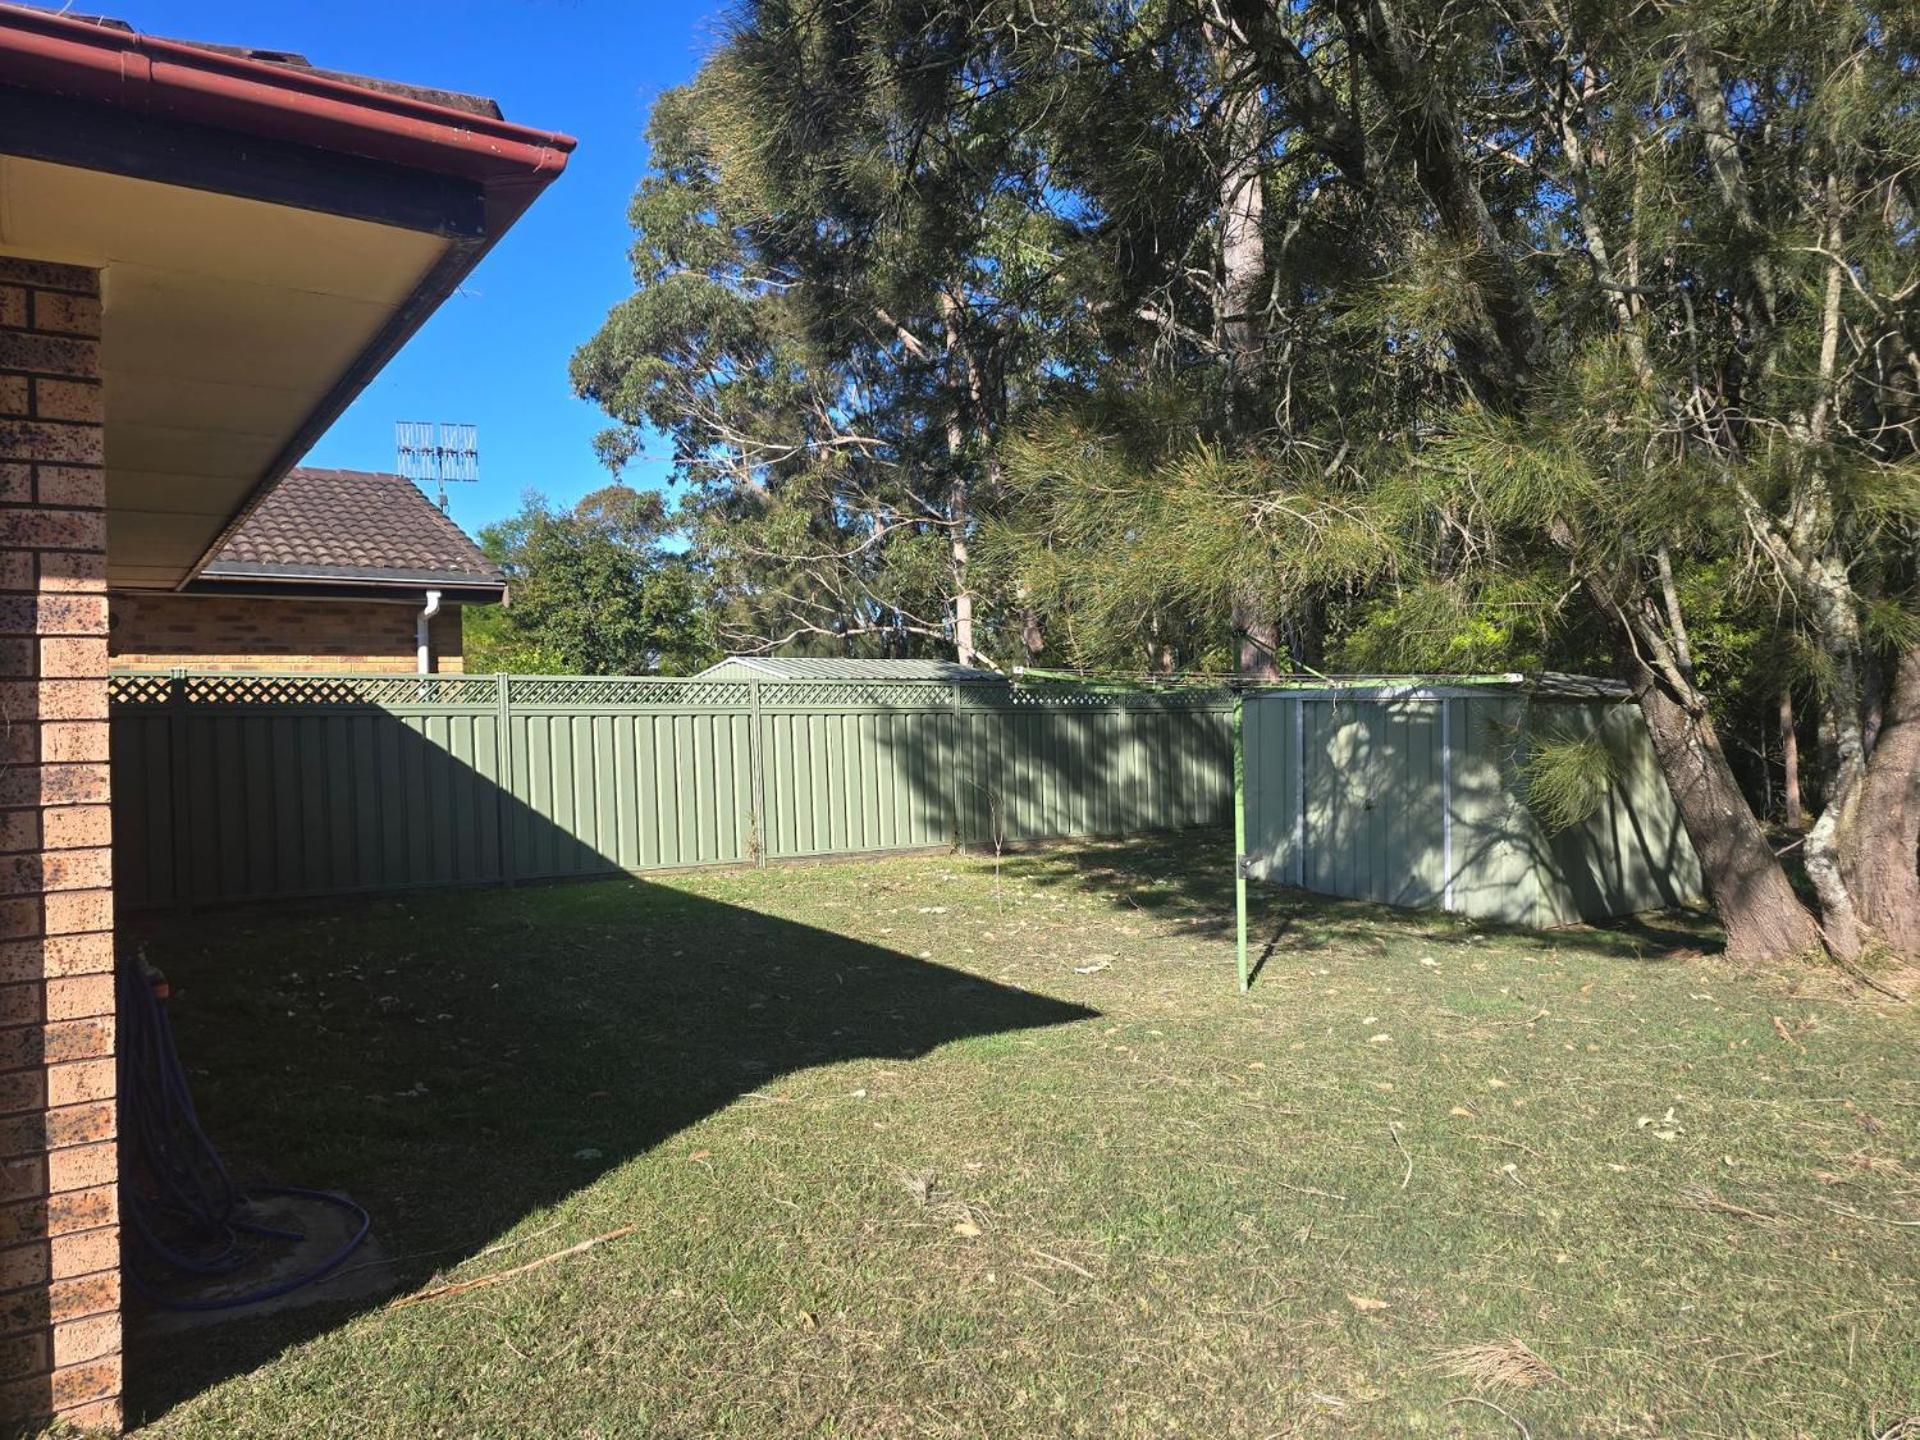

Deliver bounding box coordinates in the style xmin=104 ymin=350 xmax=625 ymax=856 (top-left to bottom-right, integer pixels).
xmin=0 ymin=4 xmax=575 ymax=206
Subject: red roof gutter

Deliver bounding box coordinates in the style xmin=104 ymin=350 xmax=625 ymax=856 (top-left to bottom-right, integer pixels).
xmin=0 ymin=4 xmax=575 ymax=224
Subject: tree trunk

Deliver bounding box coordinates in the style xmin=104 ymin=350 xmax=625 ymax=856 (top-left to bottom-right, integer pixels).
xmin=1208 ymin=17 xmax=1277 ymax=676
xmin=1234 ymin=598 xmax=1279 ymax=679
xmin=1794 ymin=560 xmax=1875 ymax=958
xmin=1634 ymin=674 xmax=1823 ymax=961
xmin=1839 ymin=643 xmax=1920 ymax=958
xmin=939 ymin=290 xmax=978 ymax=667
xmin=1780 ymin=690 xmax=1803 ymax=830
xmin=1020 ymin=607 xmax=1044 ymax=663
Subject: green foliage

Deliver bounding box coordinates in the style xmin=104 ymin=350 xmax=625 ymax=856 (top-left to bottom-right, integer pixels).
xmin=468 ymin=487 xmax=716 ymax=676
xmin=1516 ymin=721 xmax=1621 ymax=836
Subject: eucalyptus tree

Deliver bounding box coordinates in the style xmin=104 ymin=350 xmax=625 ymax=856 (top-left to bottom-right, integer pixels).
xmin=575 ymin=0 xmax=1089 ymax=665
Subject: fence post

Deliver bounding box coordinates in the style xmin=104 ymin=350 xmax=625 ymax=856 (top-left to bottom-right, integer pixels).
xmin=747 ymin=677 xmax=768 ymax=866
xmin=166 ymin=666 xmax=192 ymax=913
xmin=494 ymin=673 xmax=515 ymax=887
xmin=948 ymin=681 xmax=967 ymax=847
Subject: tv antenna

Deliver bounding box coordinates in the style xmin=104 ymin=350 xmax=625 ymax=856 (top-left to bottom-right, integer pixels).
xmin=395 ymin=421 xmax=478 ymax=511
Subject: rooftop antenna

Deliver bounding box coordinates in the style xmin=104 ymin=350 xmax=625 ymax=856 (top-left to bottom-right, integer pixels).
xmin=395 ymin=421 xmax=478 ymax=511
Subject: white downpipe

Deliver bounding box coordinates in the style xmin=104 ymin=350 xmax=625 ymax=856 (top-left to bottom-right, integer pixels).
xmin=416 ymin=589 xmax=443 ymax=675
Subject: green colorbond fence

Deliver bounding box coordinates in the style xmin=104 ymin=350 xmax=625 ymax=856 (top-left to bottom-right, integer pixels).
xmin=109 ymin=672 xmax=1233 ymax=910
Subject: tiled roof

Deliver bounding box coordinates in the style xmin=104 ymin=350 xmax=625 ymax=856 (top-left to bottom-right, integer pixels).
xmin=45 ymin=9 xmax=505 ymax=117
xmin=197 ymin=468 xmax=504 ymax=588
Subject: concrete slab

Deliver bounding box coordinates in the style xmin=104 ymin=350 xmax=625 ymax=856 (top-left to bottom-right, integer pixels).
xmin=135 ymin=1192 xmax=394 ymax=1335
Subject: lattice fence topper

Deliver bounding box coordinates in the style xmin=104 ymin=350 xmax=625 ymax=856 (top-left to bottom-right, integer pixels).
xmin=996 ymin=687 xmax=1230 ymax=709
xmin=108 ymin=674 xmax=175 ymax=707
xmin=508 ymin=677 xmax=752 ymax=708
xmin=755 ymin=679 xmax=971 ymax=708
xmin=110 ymin=674 xmax=501 ymax=707
xmin=109 ymin=672 xmax=1234 ymax=713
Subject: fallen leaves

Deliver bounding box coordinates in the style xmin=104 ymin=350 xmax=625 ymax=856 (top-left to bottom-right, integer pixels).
xmin=1636 ymin=1107 xmax=1683 ymax=1141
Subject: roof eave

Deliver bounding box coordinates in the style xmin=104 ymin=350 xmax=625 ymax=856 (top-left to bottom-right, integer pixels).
xmin=193 ymin=563 xmax=505 ymax=592
xmin=0 ymin=3 xmax=576 ymax=591
xmin=0 ymin=6 xmax=575 ymax=189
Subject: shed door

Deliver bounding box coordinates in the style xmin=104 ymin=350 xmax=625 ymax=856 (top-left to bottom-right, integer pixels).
xmin=1302 ymin=699 xmax=1446 ymax=908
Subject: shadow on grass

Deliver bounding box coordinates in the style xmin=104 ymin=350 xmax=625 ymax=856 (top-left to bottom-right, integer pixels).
xmin=997 ymin=831 xmax=1722 ymax=963
xmin=121 ymin=870 xmax=1094 ymax=1424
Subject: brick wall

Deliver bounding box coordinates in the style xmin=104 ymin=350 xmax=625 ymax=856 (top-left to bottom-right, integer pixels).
xmin=0 ymin=257 xmax=121 ymax=1431
xmin=110 ymin=592 xmax=467 ymax=673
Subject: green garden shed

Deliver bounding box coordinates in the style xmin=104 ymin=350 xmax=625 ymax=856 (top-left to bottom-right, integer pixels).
xmin=1238 ymin=674 xmax=1703 ymax=929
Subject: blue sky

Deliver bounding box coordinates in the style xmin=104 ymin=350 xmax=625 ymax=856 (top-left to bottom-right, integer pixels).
xmin=128 ymin=0 xmax=719 ymax=534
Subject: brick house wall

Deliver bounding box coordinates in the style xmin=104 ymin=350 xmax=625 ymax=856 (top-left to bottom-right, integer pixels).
xmin=0 ymin=256 xmax=122 ymax=1431
xmin=110 ymin=592 xmax=467 ymax=673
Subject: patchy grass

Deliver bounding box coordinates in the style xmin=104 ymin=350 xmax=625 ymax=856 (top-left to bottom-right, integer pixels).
xmin=118 ymin=837 xmax=1917 ymax=1439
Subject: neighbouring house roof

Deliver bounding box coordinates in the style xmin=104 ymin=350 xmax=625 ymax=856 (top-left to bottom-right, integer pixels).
xmin=192 ymin=468 xmax=505 ymax=596
xmin=0 ymin=3 xmax=574 ymax=590
xmin=699 ymin=656 xmax=1004 ymax=682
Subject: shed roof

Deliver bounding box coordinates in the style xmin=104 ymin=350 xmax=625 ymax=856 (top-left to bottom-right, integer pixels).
xmin=193 ymin=467 xmax=503 ymax=592
xmin=701 ymin=656 xmax=1003 ymax=682
xmin=1237 ymin=671 xmax=1631 ymax=701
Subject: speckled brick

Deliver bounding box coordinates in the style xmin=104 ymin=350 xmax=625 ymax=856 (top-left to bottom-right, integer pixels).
xmin=0 ymin=1331 xmax=47 ymax=1383
xmin=44 ymin=1056 xmax=113 ymax=1106
xmin=0 ymin=506 xmax=103 ymax=550
xmin=0 ymin=333 xmax=95 ymax=380
xmin=39 ymin=808 xmax=107 ymax=851
xmin=36 ymin=727 xmax=106 ymax=766
xmin=44 ymin=1145 xmax=111 ymax=1198
xmin=0 ymin=901 xmax=40 ymax=941
xmin=37 ymin=638 xmax=106 ymax=680
xmin=41 ymin=890 xmax=109 ymax=937
xmin=0 ymin=681 xmax=105 ymax=721
xmin=32 ymin=554 xmax=103 ymax=594
xmin=0 ymin=261 xmax=96 ymax=296
xmin=0 ymin=1021 xmax=110 ymax=1075
xmin=0 ymin=1073 xmax=42 ymax=1119
xmin=0 ymin=933 xmax=111 ymax=985
xmin=0 ymin=767 xmax=108 ymax=810
xmin=28 ymin=296 xmax=99 ymax=342
xmin=0 ymin=986 xmax=37 ymax=1028
xmin=0 ymin=812 xmax=37 ymax=856
xmin=46 ymin=1227 xmax=114 ymax=1283
xmin=30 ymin=464 xmax=102 ymax=507
xmin=43 ymin=977 xmax=109 ymax=1024
xmin=50 ymin=1358 xmax=121 ymax=1421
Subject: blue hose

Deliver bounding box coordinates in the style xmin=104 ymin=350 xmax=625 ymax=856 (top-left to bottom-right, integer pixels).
xmin=118 ymin=956 xmax=371 ymax=1311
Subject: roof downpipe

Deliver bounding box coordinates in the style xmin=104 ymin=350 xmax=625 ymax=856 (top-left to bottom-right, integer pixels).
xmin=416 ymin=589 xmax=442 ymax=675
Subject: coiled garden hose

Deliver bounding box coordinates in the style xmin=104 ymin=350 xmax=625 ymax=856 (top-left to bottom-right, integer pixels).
xmin=117 ymin=955 xmax=371 ymax=1311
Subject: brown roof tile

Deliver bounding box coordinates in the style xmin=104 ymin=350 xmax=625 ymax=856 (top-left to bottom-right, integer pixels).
xmin=40 ymin=8 xmax=506 ymax=117
xmin=199 ymin=467 xmax=503 ymax=588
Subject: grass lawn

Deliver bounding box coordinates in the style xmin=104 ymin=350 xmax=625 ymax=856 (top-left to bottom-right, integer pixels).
xmin=118 ymin=836 xmax=1917 ymax=1439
